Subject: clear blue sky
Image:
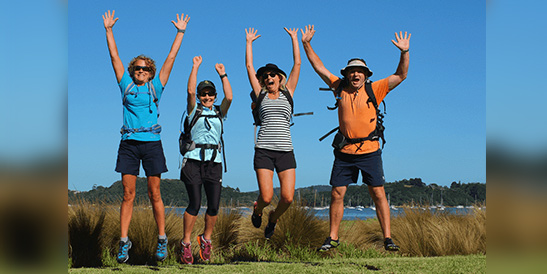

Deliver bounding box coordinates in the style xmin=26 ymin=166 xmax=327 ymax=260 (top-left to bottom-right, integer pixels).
xmin=68 ymin=0 xmax=485 ymax=192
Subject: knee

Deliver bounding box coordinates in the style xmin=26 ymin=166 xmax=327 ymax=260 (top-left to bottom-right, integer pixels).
xmin=123 ymin=189 xmax=135 ymax=203
xmin=280 ymin=195 xmax=293 ymax=205
xmin=331 ymin=191 xmax=344 ymax=201
xmin=148 ymin=190 xmax=162 ymax=203
xmin=205 ymin=208 xmax=218 ymax=216
xmin=261 ymin=195 xmax=273 ymax=205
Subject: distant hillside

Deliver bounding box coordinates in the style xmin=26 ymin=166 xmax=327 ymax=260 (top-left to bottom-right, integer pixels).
xmin=69 ymin=178 xmax=485 ymax=207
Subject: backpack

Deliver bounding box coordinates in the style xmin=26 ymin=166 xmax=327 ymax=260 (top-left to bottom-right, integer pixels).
xmin=319 ymin=79 xmax=386 ymax=150
xmin=179 ymin=104 xmax=227 ymax=172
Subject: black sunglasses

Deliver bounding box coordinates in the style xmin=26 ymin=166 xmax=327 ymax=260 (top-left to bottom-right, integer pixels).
xmin=263 ymin=72 xmax=278 ymax=78
xmin=134 ymin=66 xmax=152 ymax=72
xmin=198 ymin=91 xmax=216 ymax=97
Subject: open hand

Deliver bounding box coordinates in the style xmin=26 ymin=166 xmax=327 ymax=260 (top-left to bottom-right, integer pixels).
xmin=172 ymin=13 xmax=190 ymax=31
xmin=391 ymin=31 xmax=411 ymax=52
xmin=245 ymin=28 xmax=261 ymax=43
xmin=284 ymin=27 xmax=299 ymax=39
xmin=102 ymin=10 xmax=119 ymax=29
xmin=301 ymin=25 xmax=315 ymax=43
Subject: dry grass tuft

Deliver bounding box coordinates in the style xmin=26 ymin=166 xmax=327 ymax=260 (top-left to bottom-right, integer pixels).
xmin=344 ymin=206 xmax=487 ymax=256
xmin=68 ymin=200 xmax=107 ymax=267
xmin=238 ymin=200 xmax=328 ymax=252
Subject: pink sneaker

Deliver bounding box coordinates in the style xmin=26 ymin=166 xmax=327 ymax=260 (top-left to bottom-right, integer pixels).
xmin=197 ymin=234 xmax=212 ymax=262
xmin=180 ymin=241 xmax=193 ymax=264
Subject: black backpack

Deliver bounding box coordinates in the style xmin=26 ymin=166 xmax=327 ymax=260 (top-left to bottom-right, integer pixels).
xmin=319 ymin=79 xmax=386 ymax=150
xmin=179 ymin=104 xmax=227 ymax=172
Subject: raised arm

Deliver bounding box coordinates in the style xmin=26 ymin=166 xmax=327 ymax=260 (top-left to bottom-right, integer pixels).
xmin=301 ymin=25 xmax=334 ymax=87
xmin=387 ymin=31 xmax=411 ymax=90
xmin=187 ymin=56 xmax=201 ymax=114
xmin=215 ymin=64 xmax=233 ymax=117
xmin=159 ymin=13 xmax=190 ymax=86
xmin=284 ymin=27 xmax=301 ymax=95
xmin=245 ymin=28 xmax=262 ymax=96
xmin=103 ymin=10 xmax=124 ymax=83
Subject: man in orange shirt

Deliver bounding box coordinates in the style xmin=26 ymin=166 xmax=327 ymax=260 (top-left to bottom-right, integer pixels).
xmin=301 ymin=25 xmax=410 ymax=252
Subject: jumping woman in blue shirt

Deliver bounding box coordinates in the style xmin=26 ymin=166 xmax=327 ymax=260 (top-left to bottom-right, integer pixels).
xmin=102 ymin=10 xmax=189 ymax=263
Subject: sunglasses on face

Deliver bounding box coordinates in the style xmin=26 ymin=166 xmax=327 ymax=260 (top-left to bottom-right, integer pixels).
xmin=134 ymin=66 xmax=152 ymax=72
xmin=263 ymin=72 xmax=278 ymax=78
xmin=198 ymin=92 xmax=216 ymax=97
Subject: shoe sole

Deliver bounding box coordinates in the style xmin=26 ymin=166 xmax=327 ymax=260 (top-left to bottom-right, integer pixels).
xmin=197 ymin=236 xmax=211 ymax=261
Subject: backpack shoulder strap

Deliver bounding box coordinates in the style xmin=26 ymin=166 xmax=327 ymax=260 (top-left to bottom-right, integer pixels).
xmin=327 ymin=78 xmax=345 ymax=110
xmin=123 ymin=82 xmax=136 ymax=104
xmin=149 ymin=82 xmax=159 ymax=107
xmin=280 ymin=89 xmax=294 ymax=114
xmin=363 ymin=80 xmax=378 ymax=110
xmin=186 ymin=104 xmax=204 ymax=132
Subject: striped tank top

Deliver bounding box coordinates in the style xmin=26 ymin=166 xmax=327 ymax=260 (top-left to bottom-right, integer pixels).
xmin=255 ymin=91 xmax=293 ymax=151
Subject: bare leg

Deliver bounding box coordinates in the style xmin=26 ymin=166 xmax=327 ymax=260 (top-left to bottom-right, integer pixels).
xmin=368 ymin=185 xmax=391 ymax=238
xmin=120 ymin=174 xmax=137 ymax=238
xmin=329 ymin=186 xmax=347 ymax=240
xmin=269 ymin=168 xmax=295 ymax=222
xmin=183 ymin=212 xmax=197 ymax=243
xmin=254 ymin=169 xmax=274 ymax=215
xmin=203 ymin=214 xmax=218 ymax=240
xmin=147 ymin=175 xmax=165 ymax=236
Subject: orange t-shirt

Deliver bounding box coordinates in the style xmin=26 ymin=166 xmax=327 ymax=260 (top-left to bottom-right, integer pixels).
xmin=329 ymin=74 xmax=390 ymax=155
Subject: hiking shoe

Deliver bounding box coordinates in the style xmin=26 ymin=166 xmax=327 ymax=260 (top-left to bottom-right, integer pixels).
xmin=384 ymin=238 xmax=400 ymax=251
xmin=317 ymin=237 xmax=339 ymax=252
xmin=197 ymin=234 xmax=212 ymax=262
xmin=155 ymin=238 xmax=168 ymax=261
xmin=264 ymin=221 xmax=277 ymax=239
xmin=251 ymin=201 xmax=262 ymax=228
xmin=180 ymin=241 xmax=193 ymax=264
xmin=117 ymin=239 xmax=132 ymax=263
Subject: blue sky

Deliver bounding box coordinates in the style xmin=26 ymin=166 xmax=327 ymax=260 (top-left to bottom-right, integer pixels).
xmin=68 ymin=0 xmax=485 ymax=192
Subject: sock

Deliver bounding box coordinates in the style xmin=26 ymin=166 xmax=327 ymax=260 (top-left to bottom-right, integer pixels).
xmin=158 ymin=234 xmax=167 ymax=241
xmin=120 ymin=237 xmax=128 ymax=243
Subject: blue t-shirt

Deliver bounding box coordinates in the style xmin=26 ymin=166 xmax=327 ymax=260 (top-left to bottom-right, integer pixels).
xmin=119 ymin=72 xmax=164 ymax=141
xmin=184 ymin=104 xmax=226 ymax=163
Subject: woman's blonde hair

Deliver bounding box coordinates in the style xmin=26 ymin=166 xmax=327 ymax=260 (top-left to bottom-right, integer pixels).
xmin=127 ymin=55 xmax=156 ymax=81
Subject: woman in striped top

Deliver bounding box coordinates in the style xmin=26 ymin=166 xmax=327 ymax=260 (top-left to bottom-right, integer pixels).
xmin=245 ymin=27 xmax=301 ymax=238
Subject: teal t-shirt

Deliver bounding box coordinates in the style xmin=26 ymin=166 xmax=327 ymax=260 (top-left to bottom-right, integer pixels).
xmin=184 ymin=104 xmax=226 ymax=163
xmin=119 ymin=72 xmax=164 ymax=141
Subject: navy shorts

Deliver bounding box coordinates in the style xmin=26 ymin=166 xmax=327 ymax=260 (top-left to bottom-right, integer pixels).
xmin=329 ymin=149 xmax=385 ymax=187
xmin=115 ymin=140 xmax=168 ymax=176
xmin=254 ymin=148 xmax=296 ymax=172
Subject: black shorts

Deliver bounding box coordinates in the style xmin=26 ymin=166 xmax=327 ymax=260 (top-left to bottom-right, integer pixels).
xmin=253 ymin=148 xmax=296 ymax=172
xmin=180 ymin=159 xmax=223 ymax=185
xmin=329 ymin=149 xmax=385 ymax=187
xmin=115 ymin=140 xmax=168 ymax=176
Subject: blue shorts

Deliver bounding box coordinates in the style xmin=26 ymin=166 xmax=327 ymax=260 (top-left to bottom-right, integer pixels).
xmin=115 ymin=140 xmax=168 ymax=176
xmin=253 ymin=148 xmax=296 ymax=172
xmin=329 ymin=149 xmax=385 ymax=187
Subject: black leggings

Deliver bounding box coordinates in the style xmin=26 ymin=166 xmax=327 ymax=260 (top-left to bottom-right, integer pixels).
xmin=181 ymin=159 xmax=222 ymax=216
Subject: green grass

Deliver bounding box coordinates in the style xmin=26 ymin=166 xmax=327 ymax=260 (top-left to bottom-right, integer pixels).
xmin=68 ymin=254 xmax=486 ymax=273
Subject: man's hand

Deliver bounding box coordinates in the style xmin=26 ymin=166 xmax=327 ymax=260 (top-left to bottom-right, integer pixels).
xmin=301 ymin=25 xmax=316 ymax=44
xmin=391 ymin=31 xmax=411 ymax=52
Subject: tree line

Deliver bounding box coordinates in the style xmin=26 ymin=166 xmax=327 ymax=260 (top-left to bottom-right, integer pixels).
xmin=69 ymin=177 xmax=485 ymax=207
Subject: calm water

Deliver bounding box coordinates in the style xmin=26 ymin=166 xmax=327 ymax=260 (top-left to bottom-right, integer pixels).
xmin=170 ymin=206 xmax=479 ymax=220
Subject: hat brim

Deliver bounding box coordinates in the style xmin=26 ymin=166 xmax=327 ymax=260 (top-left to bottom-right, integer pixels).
xmin=256 ymin=66 xmax=287 ymax=79
xmin=341 ymin=65 xmax=373 ymax=77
